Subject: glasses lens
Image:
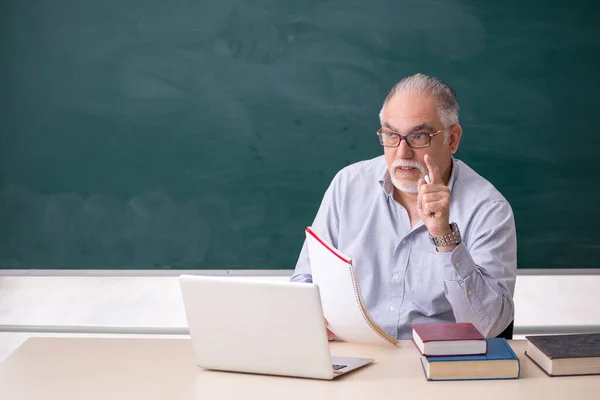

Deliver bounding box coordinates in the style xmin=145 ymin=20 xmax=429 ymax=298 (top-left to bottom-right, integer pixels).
xmin=379 ymin=131 xmax=399 ymax=147
xmin=406 ymin=133 xmax=430 ymax=148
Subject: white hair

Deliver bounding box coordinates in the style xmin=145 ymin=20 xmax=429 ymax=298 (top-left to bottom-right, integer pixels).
xmin=379 ymin=73 xmax=459 ymax=143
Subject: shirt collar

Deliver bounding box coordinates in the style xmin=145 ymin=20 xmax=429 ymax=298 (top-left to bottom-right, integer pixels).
xmin=379 ymin=157 xmax=458 ymax=197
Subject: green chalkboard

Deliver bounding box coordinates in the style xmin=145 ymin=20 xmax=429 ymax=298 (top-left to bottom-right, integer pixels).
xmin=1 ymin=0 xmax=599 ymax=269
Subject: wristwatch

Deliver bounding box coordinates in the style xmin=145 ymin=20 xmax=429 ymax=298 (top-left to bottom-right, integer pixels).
xmin=429 ymin=222 xmax=462 ymax=247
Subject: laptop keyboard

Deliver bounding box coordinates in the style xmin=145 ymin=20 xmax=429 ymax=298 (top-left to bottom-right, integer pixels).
xmin=332 ymin=364 xmax=347 ymax=370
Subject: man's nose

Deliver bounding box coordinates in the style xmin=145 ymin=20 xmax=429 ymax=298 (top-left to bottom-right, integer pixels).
xmin=395 ymin=138 xmax=414 ymax=159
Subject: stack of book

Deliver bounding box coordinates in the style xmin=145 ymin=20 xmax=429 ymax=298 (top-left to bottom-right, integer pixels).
xmin=411 ymin=322 xmax=520 ymax=381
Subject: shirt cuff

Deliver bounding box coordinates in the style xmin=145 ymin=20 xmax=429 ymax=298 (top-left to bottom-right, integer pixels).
xmin=439 ymin=242 xmax=478 ymax=281
xmin=289 ymin=273 xmax=313 ymax=283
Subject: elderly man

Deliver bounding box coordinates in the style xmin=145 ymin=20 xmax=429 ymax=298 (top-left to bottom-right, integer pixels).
xmin=290 ymin=73 xmax=517 ymax=340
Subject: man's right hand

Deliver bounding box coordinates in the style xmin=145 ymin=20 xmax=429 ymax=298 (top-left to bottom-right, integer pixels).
xmin=325 ymin=318 xmax=335 ymax=341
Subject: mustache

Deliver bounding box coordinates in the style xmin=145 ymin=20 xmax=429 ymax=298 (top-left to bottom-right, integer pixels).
xmin=391 ymin=160 xmax=427 ymax=176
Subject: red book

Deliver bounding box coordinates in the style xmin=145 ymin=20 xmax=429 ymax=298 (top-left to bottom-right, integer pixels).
xmin=412 ymin=323 xmax=487 ymax=356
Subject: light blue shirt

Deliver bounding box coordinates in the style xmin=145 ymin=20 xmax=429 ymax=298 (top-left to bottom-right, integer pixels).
xmin=290 ymin=155 xmax=517 ymax=339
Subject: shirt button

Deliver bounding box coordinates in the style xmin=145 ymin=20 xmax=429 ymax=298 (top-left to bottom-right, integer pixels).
xmin=467 ymin=289 xmax=472 ymax=296
xmin=455 ymin=262 xmax=461 ymax=268
xmin=389 ymin=306 xmax=396 ymax=312
xmin=402 ymin=240 xmax=407 ymax=245
xmin=393 ymin=273 xmax=400 ymax=281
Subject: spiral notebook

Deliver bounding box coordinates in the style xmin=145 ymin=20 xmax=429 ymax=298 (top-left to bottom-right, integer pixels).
xmin=305 ymin=227 xmax=399 ymax=347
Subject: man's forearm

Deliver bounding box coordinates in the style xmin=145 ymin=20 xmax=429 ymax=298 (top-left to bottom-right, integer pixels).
xmin=439 ymin=243 xmax=515 ymax=337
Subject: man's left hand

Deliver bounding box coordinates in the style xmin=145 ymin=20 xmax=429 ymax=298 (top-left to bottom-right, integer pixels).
xmin=417 ymin=154 xmax=452 ymax=238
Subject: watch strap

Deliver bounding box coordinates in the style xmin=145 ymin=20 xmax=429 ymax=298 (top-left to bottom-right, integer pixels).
xmin=429 ymin=222 xmax=461 ymax=247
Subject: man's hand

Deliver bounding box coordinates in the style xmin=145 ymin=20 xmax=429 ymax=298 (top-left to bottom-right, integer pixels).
xmin=325 ymin=318 xmax=335 ymax=341
xmin=417 ymin=154 xmax=453 ymax=242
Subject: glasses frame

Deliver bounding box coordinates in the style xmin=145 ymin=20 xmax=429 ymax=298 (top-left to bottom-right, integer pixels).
xmin=376 ymin=125 xmax=452 ymax=149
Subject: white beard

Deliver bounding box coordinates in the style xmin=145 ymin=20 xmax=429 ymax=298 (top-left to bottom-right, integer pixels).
xmin=389 ymin=160 xmax=427 ymax=193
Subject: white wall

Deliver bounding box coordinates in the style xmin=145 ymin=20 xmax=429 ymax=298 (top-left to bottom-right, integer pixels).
xmin=1 ymin=272 xmax=600 ymax=363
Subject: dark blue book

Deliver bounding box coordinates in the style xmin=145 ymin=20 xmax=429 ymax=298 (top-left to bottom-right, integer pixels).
xmin=420 ymin=338 xmax=520 ymax=381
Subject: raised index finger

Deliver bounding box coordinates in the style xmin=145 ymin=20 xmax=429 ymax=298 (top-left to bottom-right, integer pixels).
xmin=424 ymin=154 xmax=442 ymax=184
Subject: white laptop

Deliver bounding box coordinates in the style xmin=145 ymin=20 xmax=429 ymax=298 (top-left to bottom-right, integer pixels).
xmin=178 ymin=274 xmax=374 ymax=380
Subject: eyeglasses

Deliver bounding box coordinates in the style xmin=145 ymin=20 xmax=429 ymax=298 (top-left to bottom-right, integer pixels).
xmin=376 ymin=126 xmax=451 ymax=149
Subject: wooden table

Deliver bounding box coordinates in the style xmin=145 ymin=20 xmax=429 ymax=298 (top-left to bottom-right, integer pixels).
xmin=0 ymin=338 xmax=598 ymax=399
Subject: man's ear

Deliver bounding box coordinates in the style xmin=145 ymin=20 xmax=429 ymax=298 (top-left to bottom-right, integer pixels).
xmin=448 ymin=124 xmax=462 ymax=154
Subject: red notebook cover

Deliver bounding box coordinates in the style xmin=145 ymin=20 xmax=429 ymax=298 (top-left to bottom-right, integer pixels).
xmin=412 ymin=323 xmax=487 ymax=355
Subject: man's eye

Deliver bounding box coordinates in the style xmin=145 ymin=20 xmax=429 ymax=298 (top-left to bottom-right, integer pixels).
xmin=412 ymin=133 xmax=427 ymax=140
